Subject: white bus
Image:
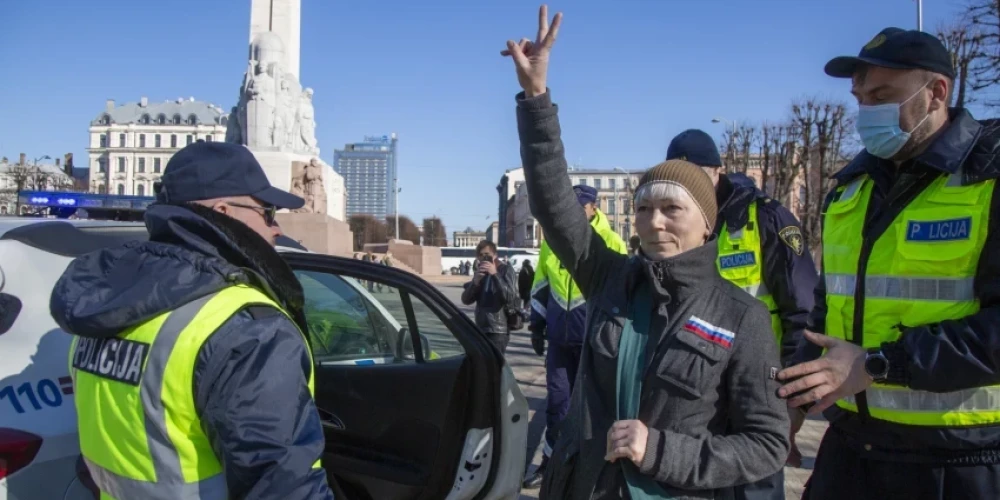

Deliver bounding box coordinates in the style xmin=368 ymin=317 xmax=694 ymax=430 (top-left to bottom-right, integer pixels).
xmin=441 ymin=246 xmax=541 ymax=275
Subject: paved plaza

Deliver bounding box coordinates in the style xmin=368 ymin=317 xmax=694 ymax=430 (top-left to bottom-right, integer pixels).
xmin=431 ymin=280 xmax=827 ymax=500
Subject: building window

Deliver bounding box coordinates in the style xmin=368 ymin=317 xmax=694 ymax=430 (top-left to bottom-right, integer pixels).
xmin=579 ymin=178 xmax=587 ymax=186
xmin=100 ymin=114 xmax=111 ymax=125
xmin=205 ymin=135 xmax=213 ymax=142
xmin=119 ymin=134 xmax=126 ymax=147
xmin=155 ymin=134 xmax=161 ymax=148
xmin=609 ymin=178 xmax=616 ymax=190
xmin=117 ymin=157 xmax=126 ymax=172
xmin=170 ymin=135 xmax=177 ymax=148
xmin=139 ymin=134 xmax=146 ymax=148
xmin=117 ymin=184 xmax=125 ymax=196
xmin=594 ymin=178 xmax=602 ymax=190
xmin=99 ymin=134 xmax=107 ymax=148
xmin=187 ymin=114 xmax=198 ymax=125
xmin=140 ymin=114 xmax=151 ymax=125
xmin=157 ymin=114 xmax=167 ymax=125
xmin=186 ymin=135 xmax=193 ymax=145
xmin=607 ymin=199 xmax=616 ymax=215
xmin=137 ymin=158 xmax=145 ymax=173
xmin=136 ymin=184 xmax=145 ymax=197
xmin=154 ymin=158 xmax=161 ymax=173
xmin=172 ymin=114 xmax=182 ymax=125
xmin=98 ymin=157 xmax=108 ymax=173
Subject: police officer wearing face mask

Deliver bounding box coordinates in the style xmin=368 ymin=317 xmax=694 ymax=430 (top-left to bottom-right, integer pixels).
xmin=776 ymin=28 xmax=1000 ymax=499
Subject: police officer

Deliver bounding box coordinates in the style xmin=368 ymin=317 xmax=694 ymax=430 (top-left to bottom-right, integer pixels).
xmin=51 ymin=142 xmax=335 ymax=499
xmin=522 ymin=185 xmax=628 ymax=489
xmin=667 ymin=129 xmax=818 ymax=500
xmin=778 ymin=28 xmax=1000 ymax=499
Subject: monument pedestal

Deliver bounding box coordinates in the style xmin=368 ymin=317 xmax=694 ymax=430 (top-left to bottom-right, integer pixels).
xmin=276 ymin=212 xmax=353 ymax=256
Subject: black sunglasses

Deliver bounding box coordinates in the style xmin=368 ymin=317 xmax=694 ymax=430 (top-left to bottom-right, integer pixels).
xmin=227 ymin=202 xmax=277 ymax=226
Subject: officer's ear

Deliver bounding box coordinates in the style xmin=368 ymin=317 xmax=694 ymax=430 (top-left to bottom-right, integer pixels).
xmin=927 ymin=73 xmax=951 ymax=113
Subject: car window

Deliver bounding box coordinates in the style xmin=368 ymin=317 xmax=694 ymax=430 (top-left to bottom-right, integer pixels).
xmin=295 ymin=270 xmax=396 ymax=363
xmin=296 ymin=269 xmax=465 ymax=364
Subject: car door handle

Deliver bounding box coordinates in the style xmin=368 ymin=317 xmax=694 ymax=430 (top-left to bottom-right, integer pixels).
xmin=318 ymin=408 xmax=345 ymax=430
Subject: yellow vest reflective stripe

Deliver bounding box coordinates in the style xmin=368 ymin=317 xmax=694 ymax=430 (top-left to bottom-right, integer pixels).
xmin=823 ymin=167 xmax=999 ymax=426
xmin=716 ymin=202 xmax=782 ymax=344
xmin=531 ymin=209 xmax=627 ymax=314
xmin=70 ymin=285 xmax=318 ymax=500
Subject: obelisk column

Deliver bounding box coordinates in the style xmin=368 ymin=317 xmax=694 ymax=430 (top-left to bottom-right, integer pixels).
xmin=249 ymin=0 xmax=300 ymax=80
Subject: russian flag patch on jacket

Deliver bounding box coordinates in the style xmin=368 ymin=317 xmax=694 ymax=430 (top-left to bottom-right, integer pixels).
xmin=683 ymin=316 xmax=736 ymax=349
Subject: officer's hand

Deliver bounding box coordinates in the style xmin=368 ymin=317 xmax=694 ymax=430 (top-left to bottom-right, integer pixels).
xmin=501 ymin=4 xmax=562 ymax=97
xmin=777 ymin=331 xmax=873 ymax=414
xmin=531 ymin=329 xmax=546 ymax=356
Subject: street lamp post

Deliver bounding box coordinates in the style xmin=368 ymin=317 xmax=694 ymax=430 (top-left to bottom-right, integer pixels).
xmin=393 ymin=177 xmax=401 ymax=242
xmin=711 ymin=117 xmax=738 ymax=171
xmin=613 ymin=166 xmax=629 ymax=239
xmin=916 ymin=0 xmax=923 ymax=31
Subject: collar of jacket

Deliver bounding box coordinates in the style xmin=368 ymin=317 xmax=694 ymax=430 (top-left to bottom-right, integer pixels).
xmin=715 ymin=173 xmax=767 ymax=234
xmin=835 ymin=108 xmax=996 ymax=187
xmin=145 ymin=203 xmax=307 ymax=327
xmin=590 ymin=208 xmax=613 ymax=233
xmin=629 ymin=237 xmax=720 ymax=304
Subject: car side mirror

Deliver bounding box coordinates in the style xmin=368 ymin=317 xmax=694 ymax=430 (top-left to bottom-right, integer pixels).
xmin=396 ymin=327 xmax=432 ymax=361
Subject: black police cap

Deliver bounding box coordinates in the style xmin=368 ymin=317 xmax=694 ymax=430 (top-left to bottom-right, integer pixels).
xmin=666 ymin=129 xmax=723 ymax=168
xmin=157 ymin=141 xmax=304 ymax=209
xmin=825 ymin=27 xmax=956 ymax=80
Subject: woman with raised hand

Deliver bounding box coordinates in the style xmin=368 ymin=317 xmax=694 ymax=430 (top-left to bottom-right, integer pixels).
xmin=502 ymin=6 xmax=790 ymax=499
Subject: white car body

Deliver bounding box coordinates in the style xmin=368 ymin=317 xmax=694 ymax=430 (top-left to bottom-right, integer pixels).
xmin=0 ymin=218 xmax=527 ymax=500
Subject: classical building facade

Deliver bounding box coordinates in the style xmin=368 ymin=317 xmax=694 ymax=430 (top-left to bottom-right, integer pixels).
xmin=87 ymin=97 xmax=228 ymax=197
xmin=453 ymin=228 xmax=486 ymax=247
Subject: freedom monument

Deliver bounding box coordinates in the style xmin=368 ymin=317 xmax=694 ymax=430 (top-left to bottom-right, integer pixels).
xmin=226 ymin=0 xmax=351 ymax=255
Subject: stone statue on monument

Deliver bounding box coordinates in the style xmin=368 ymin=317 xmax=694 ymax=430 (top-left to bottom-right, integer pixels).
xmin=297 ymin=88 xmax=318 ymax=153
xmin=289 ymin=158 xmax=327 ymax=214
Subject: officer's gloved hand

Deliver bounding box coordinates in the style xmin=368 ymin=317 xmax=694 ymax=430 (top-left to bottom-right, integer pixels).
xmin=530 ymin=327 xmax=546 ymax=356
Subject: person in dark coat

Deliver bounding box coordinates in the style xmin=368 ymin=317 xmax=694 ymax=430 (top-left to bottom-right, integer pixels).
xmin=502 ymin=8 xmax=789 ymax=498
xmin=518 ymin=260 xmax=535 ymax=307
xmin=462 ymin=240 xmax=518 ymax=353
xmin=667 ymin=129 xmax=819 ymax=498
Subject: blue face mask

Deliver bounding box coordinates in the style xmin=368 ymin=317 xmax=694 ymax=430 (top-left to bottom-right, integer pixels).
xmin=856 ymin=85 xmax=931 ymax=159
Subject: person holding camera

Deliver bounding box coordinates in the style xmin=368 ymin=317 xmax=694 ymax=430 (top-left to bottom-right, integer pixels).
xmin=461 ymin=240 xmax=518 ymax=354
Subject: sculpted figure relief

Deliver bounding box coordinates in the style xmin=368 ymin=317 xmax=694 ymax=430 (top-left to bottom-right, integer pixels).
xmin=297 ymin=88 xmax=318 ymax=153
xmin=290 ymin=158 xmax=327 ymax=214
xmin=228 ymin=31 xmax=319 ymax=155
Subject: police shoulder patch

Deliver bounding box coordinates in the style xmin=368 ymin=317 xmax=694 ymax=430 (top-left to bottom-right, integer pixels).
xmin=778 ymin=226 xmax=804 ymax=256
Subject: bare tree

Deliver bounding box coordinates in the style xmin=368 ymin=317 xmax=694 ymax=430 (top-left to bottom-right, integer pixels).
xmin=937 ymin=21 xmax=984 ymax=108
xmin=790 ymin=98 xmax=853 ymax=258
xmin=348 ymin=214 xmax=388 ymax=251
xmin=384 ymin=215 xmax=421 ymax=244
xmin=967 ymin=0 xmax=1000 ymax=106
xmin=423 ymin=217 xmax=447 ymax=247
xmin=733 ymin=124 xmax=757 ymax=174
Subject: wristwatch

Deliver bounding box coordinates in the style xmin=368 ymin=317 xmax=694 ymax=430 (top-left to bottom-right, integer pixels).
xmin=864 ymin=348 xmax=890 ymax=381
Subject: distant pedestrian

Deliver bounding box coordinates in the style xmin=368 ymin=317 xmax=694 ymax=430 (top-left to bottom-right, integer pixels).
xmin=461 ymin=240 xmax=517 ymax=354
xmin=518 ymin=260 xmax=534 ymax=308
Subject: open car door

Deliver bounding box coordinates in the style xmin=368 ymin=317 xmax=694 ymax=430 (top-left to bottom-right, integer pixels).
xmin=281 ymin=252 xmax=528 ymax=500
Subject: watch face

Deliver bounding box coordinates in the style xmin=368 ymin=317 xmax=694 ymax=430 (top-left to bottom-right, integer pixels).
xmin=866 ymin=354 xmax=889 ymax=378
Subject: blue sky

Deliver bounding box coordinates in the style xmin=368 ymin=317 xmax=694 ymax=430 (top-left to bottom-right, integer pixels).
xmin=0 ymin=0 xmax=984 ymax=235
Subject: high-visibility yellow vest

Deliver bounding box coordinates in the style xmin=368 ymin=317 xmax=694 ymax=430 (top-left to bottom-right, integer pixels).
xmin=823 ymin=168 xmax=998 ymax=426
xmin=716 ymin=202 xmax=782 ymax=345
xmin=69 ymin=285 xmax=320 ymax=500
xmin=530 ymin=209 xmax=627 ymax=314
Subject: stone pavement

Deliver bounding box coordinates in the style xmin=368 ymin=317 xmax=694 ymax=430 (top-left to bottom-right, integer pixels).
xmin=432 ymin=281 xmax=827 ymax=500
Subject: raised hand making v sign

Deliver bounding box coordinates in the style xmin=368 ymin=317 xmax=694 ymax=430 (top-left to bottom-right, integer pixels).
xmin=501 ymin=4 xmax=562 ymax=98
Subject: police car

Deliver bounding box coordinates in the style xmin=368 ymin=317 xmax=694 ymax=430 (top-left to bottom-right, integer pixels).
xmin=0 ymin=217 xmax=528 ymax=500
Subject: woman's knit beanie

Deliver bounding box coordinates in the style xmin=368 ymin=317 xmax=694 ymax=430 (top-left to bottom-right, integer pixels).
xmin=635 ymin=160 xmax=718 ymax=230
